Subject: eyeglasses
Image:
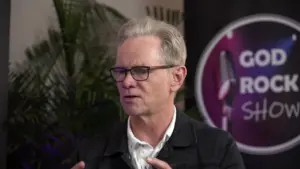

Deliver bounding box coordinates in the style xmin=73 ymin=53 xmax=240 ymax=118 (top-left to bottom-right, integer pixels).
xmin=110 ymin=65 xmax=176 ymax=82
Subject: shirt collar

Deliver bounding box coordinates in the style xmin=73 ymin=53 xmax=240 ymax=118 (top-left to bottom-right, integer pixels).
xmin=127 ymin=105 xmax=177 ymax=148
xmin=103 ymin=109 xmax=198 ymax=157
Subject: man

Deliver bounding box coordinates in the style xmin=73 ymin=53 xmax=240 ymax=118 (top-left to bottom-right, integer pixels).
xmin=71 ymin=17 xmax=245 ymax=169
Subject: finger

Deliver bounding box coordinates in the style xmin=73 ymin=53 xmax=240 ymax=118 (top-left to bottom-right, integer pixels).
xmin=146 ymin=157 xmax=171 ymax=169
xmin=71 ymin=161 xmax=85 ymax=169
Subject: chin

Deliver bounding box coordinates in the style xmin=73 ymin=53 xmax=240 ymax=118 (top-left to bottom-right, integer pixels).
xmin=122 ymin=104 xmax=145 ymax=117
xmin=124 ymin=108 xmax=142 ymax=116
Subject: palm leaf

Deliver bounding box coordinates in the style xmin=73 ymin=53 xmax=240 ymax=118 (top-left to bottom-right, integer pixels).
xmin=7 ymin=0 xmax=127 ymax=168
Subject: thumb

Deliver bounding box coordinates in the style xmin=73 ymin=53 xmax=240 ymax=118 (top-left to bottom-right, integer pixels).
xmin=71 ymin=161 xmax=85 ymax=169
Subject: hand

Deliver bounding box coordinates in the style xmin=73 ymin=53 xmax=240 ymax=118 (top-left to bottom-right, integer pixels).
xmin=146 ymin=157 xmax=172 ymax=169
xmin=71 ymin=161 xmax=85 ymax=169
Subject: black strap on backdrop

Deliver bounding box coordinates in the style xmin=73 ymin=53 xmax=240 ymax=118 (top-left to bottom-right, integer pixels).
xmin=0 ymin=0 xmax=10 ymax=169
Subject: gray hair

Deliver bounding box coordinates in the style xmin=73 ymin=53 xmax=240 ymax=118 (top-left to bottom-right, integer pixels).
xmin=117 ymin=16 xmax=186 ymax=65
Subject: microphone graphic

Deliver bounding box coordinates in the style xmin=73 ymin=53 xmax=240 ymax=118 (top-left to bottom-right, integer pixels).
xmin=218 ymin=50 xmax=238 ymax=133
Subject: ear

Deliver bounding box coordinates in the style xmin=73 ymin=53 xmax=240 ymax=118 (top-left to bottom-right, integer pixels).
xmin=170 ymin=66 xmax=187 ymax=92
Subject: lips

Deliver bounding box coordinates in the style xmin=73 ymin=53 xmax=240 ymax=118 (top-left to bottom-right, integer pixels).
xmin=123 ymin=95 xmax=139 ymax=98
xmin=123 ymin=95 xmax=139 ymax=103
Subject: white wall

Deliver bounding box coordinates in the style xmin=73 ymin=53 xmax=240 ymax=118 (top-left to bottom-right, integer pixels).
xmin=9 ymin=0 xmax=57 ymax=63
xmin=9 ymin=0 xmax=183 ymax=63
xmin=97 ymin=0 xmax=183 ymax=19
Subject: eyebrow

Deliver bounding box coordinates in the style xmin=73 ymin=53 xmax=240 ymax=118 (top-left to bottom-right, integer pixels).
xmin=114 ymin=66 xmax=127 ymax=68
xmin=114 ymin=65 xmax=148 ymax=68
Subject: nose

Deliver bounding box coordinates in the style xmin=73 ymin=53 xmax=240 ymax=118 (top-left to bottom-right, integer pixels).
xmin=121 ymin=72 xmax=136 ymax=88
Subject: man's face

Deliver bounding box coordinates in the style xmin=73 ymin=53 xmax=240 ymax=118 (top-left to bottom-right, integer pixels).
xmin=115 ymin=35 xmax=174 ymax=116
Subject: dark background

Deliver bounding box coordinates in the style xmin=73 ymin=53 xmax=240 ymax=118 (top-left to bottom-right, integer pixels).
xmin=0 ymin=0 xmax=10 ymax=169
xmin=184 ymin=0 xmax=300 ymax=168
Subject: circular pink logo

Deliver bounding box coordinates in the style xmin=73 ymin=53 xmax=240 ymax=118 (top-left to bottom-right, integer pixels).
xmin=195 ymin=14 xmax=300 ymax=155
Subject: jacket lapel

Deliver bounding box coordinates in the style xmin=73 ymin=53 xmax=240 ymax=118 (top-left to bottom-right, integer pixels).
xmin=156 ymin=112 xmax=197 ymax=167
xmin=103 ymin=120 xmax=135 ymax=169
xmin=102 ymin=112 xmax=197 ymax=168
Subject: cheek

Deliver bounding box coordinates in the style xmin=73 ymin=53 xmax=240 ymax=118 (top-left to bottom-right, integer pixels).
xmin=147 ymin=81 xmax=170 ymax=97
xmin=116 ymin=84 xmax=124 ymax=94
xmin=116 ymin=83 xmax=122 ymax=89
xmin=137 ymin=77 xmax=171 ymax=99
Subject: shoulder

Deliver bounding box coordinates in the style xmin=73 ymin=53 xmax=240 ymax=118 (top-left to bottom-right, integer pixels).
xmin=77 ymin=121 xmax=125 ymax=163
xmin=186 ymin=115 xmax=245 ymax=168
xmin=188 ymin=116 xmax=233 ymax=143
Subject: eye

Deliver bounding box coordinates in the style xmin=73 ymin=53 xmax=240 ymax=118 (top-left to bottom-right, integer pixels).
xmin=132 ymin=67 xmax=148 ymax=74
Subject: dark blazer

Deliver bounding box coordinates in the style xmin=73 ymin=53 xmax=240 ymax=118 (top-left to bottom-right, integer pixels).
xmin=77 ymin=112 xmax=245 ymax=169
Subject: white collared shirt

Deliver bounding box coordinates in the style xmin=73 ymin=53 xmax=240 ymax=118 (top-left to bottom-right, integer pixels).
xmin=127 ymin=106 xmax=177 ymax=169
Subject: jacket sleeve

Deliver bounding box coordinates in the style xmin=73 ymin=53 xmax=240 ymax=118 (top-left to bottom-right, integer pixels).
xmin=75 ymin=136 xmax=108 ymax=169
xmin=195 ymin=125 xmax=246 ymax=169
xmin=218 ymin=132 xmax=246 ymax=169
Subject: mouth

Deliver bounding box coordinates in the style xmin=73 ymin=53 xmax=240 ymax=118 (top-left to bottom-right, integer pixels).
xmin=123 ymin=95 xmax=139 ymax=99
xmin=123 ymin=95 xmax=140 ymax=102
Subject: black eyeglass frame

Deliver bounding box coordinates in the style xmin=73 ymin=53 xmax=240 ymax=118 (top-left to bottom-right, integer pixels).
xmin=110 ymin=65 xmax=176 ymax=82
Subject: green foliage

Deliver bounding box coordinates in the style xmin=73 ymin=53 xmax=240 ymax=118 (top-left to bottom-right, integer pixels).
xmin=7 ymin=0 xmax=128 ymax=166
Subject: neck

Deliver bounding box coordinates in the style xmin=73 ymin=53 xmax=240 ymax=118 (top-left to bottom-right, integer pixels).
xmin=129 ymin=104 xmax=175 ymax=147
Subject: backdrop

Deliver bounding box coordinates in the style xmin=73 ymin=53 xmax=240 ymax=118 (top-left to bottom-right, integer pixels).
xmin=184 ymin=0 xmax=300 ymax=168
